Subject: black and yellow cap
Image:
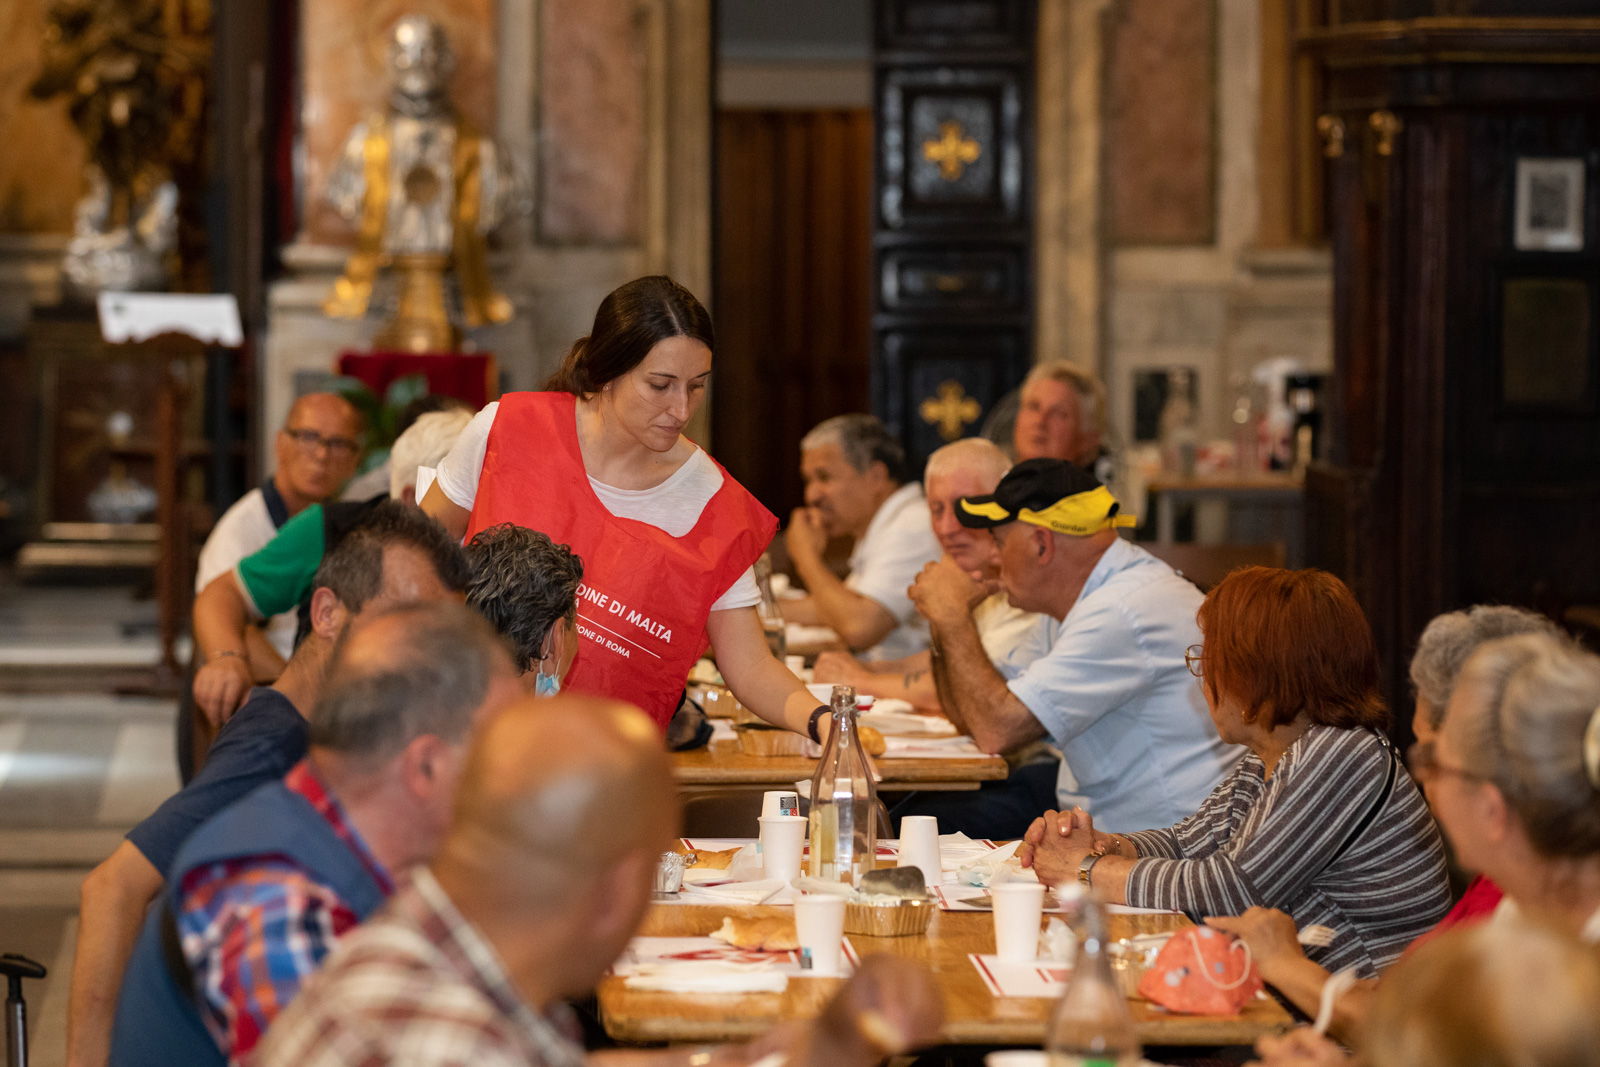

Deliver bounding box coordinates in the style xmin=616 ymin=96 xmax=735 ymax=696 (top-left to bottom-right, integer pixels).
xmin=956 ymin=458 xmax=1136 ymax=537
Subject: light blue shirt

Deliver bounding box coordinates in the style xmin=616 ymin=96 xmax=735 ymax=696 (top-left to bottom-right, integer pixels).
xmin=1007 ymin=539 xmax=1244 ymax=833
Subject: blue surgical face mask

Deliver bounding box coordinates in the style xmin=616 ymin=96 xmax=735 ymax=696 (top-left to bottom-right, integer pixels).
xmin=534 ymin=670 xmax=560 ymax=697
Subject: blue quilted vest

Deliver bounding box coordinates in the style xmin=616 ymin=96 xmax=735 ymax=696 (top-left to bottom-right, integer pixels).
xmin=108 ymin=778 xmax=388 ymax=1067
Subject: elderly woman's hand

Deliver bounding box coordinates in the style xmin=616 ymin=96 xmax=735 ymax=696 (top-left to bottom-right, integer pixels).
xmin=1247 ymin=1027 xmax=1352 ymax=1067
xmin=1016 ymin=809 xmax=1096 ymax=888
xmin=1205 ymin=908 xmax=1307 ymax=975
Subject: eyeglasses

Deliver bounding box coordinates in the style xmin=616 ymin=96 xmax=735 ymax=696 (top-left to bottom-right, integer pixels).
xmin=1406 ymin=740 xmax=1486 ymax=783
xmin=1185 ymin=643 xmax=1204 ymax=678
xmin=283 ymin=427 xmax=361 ymax=460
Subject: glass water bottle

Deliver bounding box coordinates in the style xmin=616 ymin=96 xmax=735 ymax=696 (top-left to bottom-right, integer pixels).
xmin=754 ymin=553 xmax=787 ymax=659
xmin=1045 ymin=897 xmax=1141 ymax=1067
xmin=806 ymin=684 xmax=878 ymax=884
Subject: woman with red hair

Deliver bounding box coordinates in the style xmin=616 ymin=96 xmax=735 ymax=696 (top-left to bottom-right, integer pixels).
xmin=1020 ymin=567 xmax=1451 ymax=977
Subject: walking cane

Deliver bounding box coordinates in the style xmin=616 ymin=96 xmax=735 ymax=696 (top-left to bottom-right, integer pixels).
xmin=0 ymin=954 xmax=46 ymax=1067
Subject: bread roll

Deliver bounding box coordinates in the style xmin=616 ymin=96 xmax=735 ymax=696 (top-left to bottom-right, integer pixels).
xmin=709 ymin=916 xmax=801 ymax=952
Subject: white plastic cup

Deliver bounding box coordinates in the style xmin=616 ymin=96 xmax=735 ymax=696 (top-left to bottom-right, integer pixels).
xmin=760 ymin=815 xmax=806 ymax=882
xmin=761 ymin=790 xmax=801 ymax=820
xmin=991 ymin=882 xmax=1048 ymax=962
xmin=793 ymin=893 xmax=848 ymax=976
xmin=896 ymin=815 xmax=942 ymax=889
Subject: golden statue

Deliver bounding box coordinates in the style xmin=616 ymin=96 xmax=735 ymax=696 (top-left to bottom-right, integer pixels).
xmin=30 ymin=0 xmax=211 ymax=294
xmin=323 ymin=15 xmax=523 ymax=352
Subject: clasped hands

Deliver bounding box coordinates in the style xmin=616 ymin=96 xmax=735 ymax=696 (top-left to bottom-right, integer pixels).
xmin=907 ymin=555 xmax=994 ymax=627
xmin=1017 ymin=807 xmax=1134 ymax=887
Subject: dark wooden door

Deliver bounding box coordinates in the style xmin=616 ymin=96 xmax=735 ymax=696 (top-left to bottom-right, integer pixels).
xmin=713 ymin=109 xmax=874 ymax=518
xmin=870 ymin=0 xmax=1035 ymax=472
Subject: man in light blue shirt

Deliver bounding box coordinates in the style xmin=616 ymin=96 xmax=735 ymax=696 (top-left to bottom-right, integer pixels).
xmin=911 ymin=458 xmax=1242 ymax=833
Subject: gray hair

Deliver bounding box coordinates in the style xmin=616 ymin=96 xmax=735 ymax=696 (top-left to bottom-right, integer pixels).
xmin=800 ymin=414 xmax=907 ymax=483
xmin=924 ymin=437 xmax=1011 ymax=490
xmin=465 ymin=524 xmax=584 ymax=670
xmin=390 ymin=409 xmax=474 ymax=499
xmin=1023 ymin=360 xmax=1107 ymax=437
xmin=1452 ymin=632 xmax=1600 ymax=859
xmin=1409 ymin=606 xmax=1560 ymax=726
xmin=311 ymin=601 xmax=513 ymax=765
xmin=313 ymin=501 xmax=471 ymax=613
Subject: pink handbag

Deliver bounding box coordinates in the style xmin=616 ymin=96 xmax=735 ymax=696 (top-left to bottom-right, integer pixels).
xmin=1136 ymin=926 xmax=1264 ymax=1015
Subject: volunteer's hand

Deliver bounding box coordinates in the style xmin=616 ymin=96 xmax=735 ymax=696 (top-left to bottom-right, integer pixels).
xmin=786 ymin=506 xmax=828 ymax=564
xmin=193 ymin=654 xmax=253 ymax=727
xmin=1205 ymin=908 xmax=1307 ymax=975
xmin=908 ymin=556 xmax=990 ymax=626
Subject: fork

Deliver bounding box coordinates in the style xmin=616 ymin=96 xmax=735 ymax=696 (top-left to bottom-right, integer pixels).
xmin=1298 ymin=925 xmax=1337 ymax=948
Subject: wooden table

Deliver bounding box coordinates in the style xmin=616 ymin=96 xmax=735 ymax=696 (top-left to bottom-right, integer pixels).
xmin=674 ymin=739 xmax=1009 ymax=791
xmin=598 ymin=904 xmax=1293 ymax=1048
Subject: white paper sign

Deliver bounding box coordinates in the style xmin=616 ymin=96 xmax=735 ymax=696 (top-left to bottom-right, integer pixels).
xmin=97 ymin=292 xmax=244 ymax=347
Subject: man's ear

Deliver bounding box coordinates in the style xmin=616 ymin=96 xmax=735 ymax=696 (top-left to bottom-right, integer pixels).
xmin=1032 ymin=527 xmax=1056 ymax=564
xmin=399 ymin=733 xmax=453 ymax=797
xmin=867 ymin=459 xmax=892 ymax=487
xmin=310 ymin=586 xmax=348 ymax=640
xmin=1479 ymin=782 xmax=1515 ymax=847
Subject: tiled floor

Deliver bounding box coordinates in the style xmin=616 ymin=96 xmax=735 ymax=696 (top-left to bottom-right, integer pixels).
xmin=0 ymin=579 xmax=182 ymax=1066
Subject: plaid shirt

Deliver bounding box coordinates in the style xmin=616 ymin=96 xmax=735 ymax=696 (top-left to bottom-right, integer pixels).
xmin=177 ymin=760 xmax=394 ymax=1063
xmin=250 ymin=866 xmax=586 ymax=1067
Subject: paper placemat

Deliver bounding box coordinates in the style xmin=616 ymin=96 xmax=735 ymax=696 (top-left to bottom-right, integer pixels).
xmin=881 ymin=736 xmax=988 ymax=759
xmin=615 ymin=936 xmax=859 ymax=977
xmin=969 ymin=953 xmax=1070 ymax=998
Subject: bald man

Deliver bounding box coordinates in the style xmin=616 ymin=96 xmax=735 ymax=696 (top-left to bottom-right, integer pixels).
xmin=196 ymin=392 xmax=365 ymax=669
xmin=111 ymin=601 xmax=521 ymax=1067
xmin=255 ymin=693 xmax=945 ymax=1067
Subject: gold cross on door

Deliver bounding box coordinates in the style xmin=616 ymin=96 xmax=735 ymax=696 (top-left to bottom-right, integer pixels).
xmin=922 ymin=121 xmax=982 ymax=181
xmin=920 ymin=381 xmax=983 ymax=441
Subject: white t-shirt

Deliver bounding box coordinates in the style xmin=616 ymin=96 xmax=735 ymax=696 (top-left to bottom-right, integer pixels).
xmin=845 ymin=482 xmax=944 ymax=662
xmin=434 ymin=402 xmax=761 ymax=611
xmin=194 ymin=487 xmax=300 ymax=659
xmin=974 ymin=592 xmax=1058 ymax=681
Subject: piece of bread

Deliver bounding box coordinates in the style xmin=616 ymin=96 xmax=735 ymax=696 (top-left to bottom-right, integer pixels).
xmin=859 ymin=725 xmax=886 ymax=757
xmin=710 ymin=915 xmax=801 ymax=952
xmin=679 ymin=846 xmax=742 ymax=871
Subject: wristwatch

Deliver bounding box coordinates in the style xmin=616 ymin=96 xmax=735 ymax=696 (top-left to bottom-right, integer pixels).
xmin=1077 ymin=848 xmax=1106 ymax=889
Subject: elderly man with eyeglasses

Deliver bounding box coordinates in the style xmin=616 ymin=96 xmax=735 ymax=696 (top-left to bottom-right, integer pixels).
xmin=194 ymin=393 xmax=366 ymax=672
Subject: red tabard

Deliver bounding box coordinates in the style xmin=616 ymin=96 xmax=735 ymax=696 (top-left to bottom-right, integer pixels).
xmin=465 ymin=391 xmax=778 ymax=729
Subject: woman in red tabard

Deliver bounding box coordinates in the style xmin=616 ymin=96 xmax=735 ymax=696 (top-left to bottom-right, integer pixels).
xmin=423 ymin=276 xmax=824 ymax=738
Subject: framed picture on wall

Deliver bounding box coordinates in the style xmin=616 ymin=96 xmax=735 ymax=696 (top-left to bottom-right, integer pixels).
xmin=1514 ymin=158 xmax=1586 ymax=252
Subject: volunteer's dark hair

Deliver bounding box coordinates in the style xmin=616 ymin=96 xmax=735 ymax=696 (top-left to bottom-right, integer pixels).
xmin=544 ymin=275 xmax=715 ymax=397
xmin=313 ymin=501 xmax=472 ymax=611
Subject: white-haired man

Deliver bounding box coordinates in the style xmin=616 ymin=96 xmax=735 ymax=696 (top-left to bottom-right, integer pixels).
xmin=190 ymin=408 xmax=475 ymax=725
xmin=813 ymin=437 xmax=1055 ymax=710
xmin=1010 ymin=361 xmax=1114 ymax=486
xmin=785 ymin=414 xmax=942 ymax=660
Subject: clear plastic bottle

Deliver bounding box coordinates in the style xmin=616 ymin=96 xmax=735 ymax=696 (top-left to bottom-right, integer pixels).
xmin=1045 ymin=897 xmax=1141 ymax=1067
xmin=806 ymin=684 xmax=878 ymax=885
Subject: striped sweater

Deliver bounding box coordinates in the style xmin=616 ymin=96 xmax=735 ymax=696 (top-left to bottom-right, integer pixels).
xmin=1124 ymin=724 xmax=1451 ymax=977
